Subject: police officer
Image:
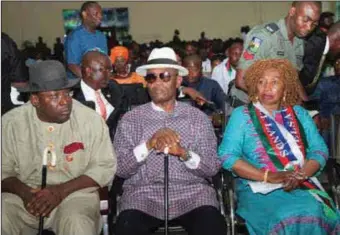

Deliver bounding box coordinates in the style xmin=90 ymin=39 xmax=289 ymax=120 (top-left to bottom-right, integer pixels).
xmin=235 ymin=1 xmax=321 ymax=100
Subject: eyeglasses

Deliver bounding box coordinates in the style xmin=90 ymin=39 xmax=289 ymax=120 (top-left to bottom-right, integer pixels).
xmin=144 ymin=72 xmax=176 ymax=84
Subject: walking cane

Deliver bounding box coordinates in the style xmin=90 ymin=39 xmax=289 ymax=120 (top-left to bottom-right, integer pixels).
xmin=164 ymin=147 xmax=169 ymax=235
xmin=38 ymin=147 xmax=56 ymax=235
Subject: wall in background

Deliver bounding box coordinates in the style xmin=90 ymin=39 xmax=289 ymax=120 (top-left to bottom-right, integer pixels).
xmin=2 ymin=1 xmax=336 ymax=49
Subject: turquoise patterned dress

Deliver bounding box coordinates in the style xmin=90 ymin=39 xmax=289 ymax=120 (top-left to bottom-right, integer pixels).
xmin=218 ymin=105 xmax=340 ymax=235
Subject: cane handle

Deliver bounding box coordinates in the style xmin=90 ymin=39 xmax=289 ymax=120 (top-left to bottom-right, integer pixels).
xmin=164 ymin=147 xmax=169 ymax=155
xmin=42 ymin=147 xmax=57 ymax=166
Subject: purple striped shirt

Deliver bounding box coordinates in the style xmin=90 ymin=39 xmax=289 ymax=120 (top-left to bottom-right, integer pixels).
xmin=114 ymin=102 xmax=221 ymax=219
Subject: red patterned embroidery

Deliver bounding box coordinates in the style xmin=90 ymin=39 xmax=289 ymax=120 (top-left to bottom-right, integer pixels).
xmin=63 ymin=142 xmax=84 ymax=154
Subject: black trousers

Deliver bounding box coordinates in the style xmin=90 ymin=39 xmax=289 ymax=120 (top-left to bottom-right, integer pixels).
xmin=115 ymin=205 xmax=227 ymax=235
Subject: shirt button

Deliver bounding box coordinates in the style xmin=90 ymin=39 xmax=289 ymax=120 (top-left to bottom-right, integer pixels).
xmin=48 ymin=143 xmax=55 ymax=149
xmin=47 ymin=126 xmax=55 ymax=132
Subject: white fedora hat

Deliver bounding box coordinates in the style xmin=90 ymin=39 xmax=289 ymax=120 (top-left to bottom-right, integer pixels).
xmin=136 ymin=47 xmax=188 ymax=76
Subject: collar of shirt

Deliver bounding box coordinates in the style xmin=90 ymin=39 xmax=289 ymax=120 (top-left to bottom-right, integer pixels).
xmin=225 ymin=59 xmax=231 ymax=70
xmin=277 ymin=18 xmax=289 ymax=40
xmin=81 ymin=80 xmax=99 ymax=101
xmin=323 ymin=36 xmax=329 ymax=55
xmin=202 ymin=58 xmax=211 ymax=64
xmin=223 ymin=58 xmax=235 ymax=75
xmin=151 ymin=101 xmax=178 ymax=112
xmin=80 ymin=80 xmax=115 ymax=118
xmin=183 ymin=77 xmax=203 ymax=88
xmin=80 ymin=24 xmax=98 ymax=35
xmin=80 ymin=80 xmax=115 ymax=113
xmin=222 ymin=58 xmax=228 ymax=64
xmin=225 ymin=58 xmax=233 ymax=75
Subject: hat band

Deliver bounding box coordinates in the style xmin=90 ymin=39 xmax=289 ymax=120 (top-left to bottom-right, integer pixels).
xmin=146 ymin=58 xmax=178 ymax=65
xmin=30 ymin=78 xmax=68 ymax=92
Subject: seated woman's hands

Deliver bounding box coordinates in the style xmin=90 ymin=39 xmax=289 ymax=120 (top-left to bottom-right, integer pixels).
xmin=282 ymin=170 xmax=308 ymax=192
xmin=267 ymin=170 xmax=307 ymax=192
xmin=267 ymin=171 xmax=293 ymax=184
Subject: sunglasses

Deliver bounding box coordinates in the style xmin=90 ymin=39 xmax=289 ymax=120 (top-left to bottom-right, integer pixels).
xmin=144 ymin=72 xmax=176 ymax=84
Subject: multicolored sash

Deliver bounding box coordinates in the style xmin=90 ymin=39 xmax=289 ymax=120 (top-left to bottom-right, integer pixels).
xmin=248 ymin=102 xmax=337 ymax=218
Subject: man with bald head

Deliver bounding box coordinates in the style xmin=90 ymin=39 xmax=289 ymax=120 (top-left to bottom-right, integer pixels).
xmin=235 ymin=1 xmax=322 ymax=100
xmin=73 ymin=50 xmax=123 ymax=139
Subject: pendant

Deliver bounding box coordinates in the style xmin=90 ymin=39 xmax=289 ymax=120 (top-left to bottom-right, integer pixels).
xmin=66 ymin=154 xmax=73 ymax=162
xmin=48 ymin=142 xmax=54 ymax=150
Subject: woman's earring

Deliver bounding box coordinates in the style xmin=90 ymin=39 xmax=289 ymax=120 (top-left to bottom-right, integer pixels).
xmin=255 ymin=96 xmax=259 ymax=101
xmin=283 ymin=95 xmax=286 ymax=102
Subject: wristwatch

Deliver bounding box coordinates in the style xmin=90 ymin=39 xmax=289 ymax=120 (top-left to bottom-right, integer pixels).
xmin=179 ymin=150 xmax=192 ymax=162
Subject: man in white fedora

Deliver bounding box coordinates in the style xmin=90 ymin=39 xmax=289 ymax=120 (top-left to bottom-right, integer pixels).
xmin=113 ymin=47 xmax=227 ymax=235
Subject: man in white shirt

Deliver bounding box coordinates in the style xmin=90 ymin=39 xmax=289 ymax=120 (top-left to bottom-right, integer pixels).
xmin=199 ymin=48 xmax=212 ymax=77
xmin=211 ymin=42 xmax=243 ymax=94
xmin=73 ymin=50 xmax=123 ymax=139
xmin=211 ymin=41 xmax=248 ymax=107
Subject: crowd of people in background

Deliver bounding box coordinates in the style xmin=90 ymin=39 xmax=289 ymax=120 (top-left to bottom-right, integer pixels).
xmin=18 ymin=31 xmax=246 ymax=76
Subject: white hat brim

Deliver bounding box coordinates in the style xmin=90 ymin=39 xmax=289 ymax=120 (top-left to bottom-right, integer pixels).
xmin=136 ymin=64 xmax=189 ymax=77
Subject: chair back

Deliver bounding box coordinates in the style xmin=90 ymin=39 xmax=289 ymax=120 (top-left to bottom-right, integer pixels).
xmin=330 ymin=114 xmax=340 ymax=162
xmin=119 ymin=83 xmax=150 ymax=112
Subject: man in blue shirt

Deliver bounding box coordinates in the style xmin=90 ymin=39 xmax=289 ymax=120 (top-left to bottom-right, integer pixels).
xmin=65 ymin=1 xmax=107 ymax=79
xmin=182 ymin=54 xmax=226 ymax=116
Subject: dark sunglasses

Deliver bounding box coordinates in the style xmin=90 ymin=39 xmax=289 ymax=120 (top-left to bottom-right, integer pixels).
xmin=144 ymin=71 xmax=176 ymax=84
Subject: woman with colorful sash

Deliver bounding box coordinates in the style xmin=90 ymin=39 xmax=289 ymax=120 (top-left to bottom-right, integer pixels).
xmin=218 ymin=59 xmax=340 ymax=234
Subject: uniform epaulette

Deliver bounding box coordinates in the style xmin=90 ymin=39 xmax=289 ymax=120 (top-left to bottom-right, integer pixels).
xmin=264 ymin=23 xmax=279 ymax=34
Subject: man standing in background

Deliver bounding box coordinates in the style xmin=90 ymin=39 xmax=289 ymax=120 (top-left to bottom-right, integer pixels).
xmin=1 ymin=32 xmax=29 ymax=115
xmin=235 ymin=1 xmax=322 ymax=101
xmin=65 ymin=1 xmax=107 ymax=79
